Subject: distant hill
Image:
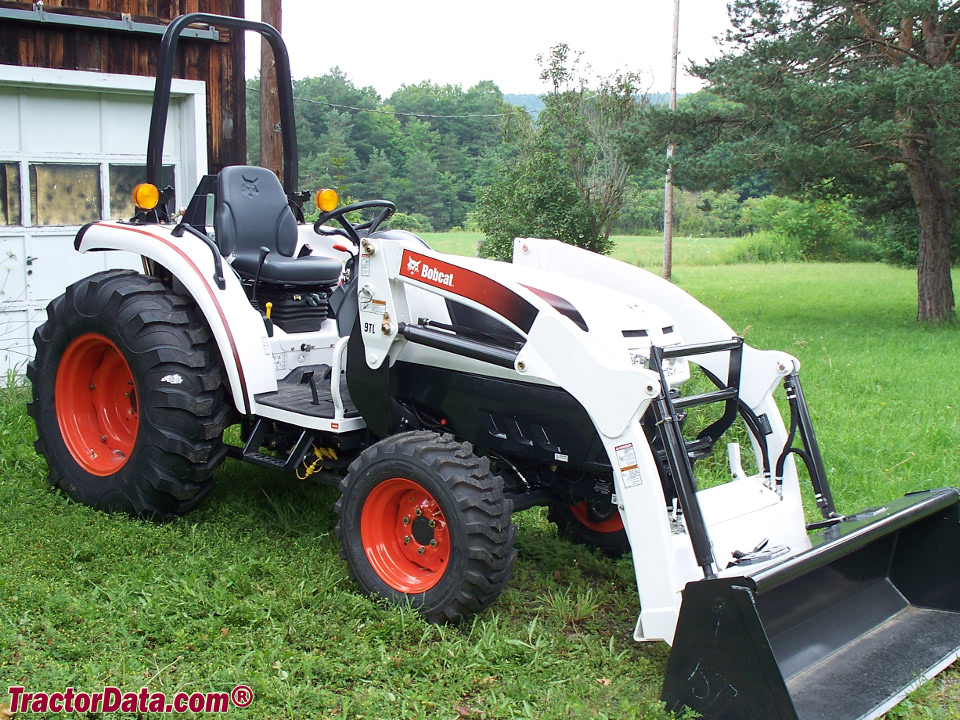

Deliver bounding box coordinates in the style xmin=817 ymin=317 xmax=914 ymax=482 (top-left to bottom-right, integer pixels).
xmin=503 ymin=93 xmax=544 ymax=119
xmin=504 ymin=92 xmax=685 ymax=119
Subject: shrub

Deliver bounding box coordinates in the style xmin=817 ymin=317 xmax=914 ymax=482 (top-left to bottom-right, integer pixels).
xmin=874 ymin=222 xmax=918 ymax=266
xmin=614 ymin=185 xmax=664 ymax=235
xmin=739 ymin=195 xmax=878 ymax=261
xmin=475 ymin=136 xmax=609 ymax=261
xmin=384 ymin=211 xmax=434 ymax=234
xmin=843 ymin=240 xmax=883 ymax=263
xmin=724 ymin=231 xmax=804 ymax=263
xmin=675 ymin=190 xmax=744 ymax=237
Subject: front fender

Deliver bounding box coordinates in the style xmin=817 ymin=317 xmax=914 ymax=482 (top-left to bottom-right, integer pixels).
xmin=75 ymin=221 xmax=277 ymax=413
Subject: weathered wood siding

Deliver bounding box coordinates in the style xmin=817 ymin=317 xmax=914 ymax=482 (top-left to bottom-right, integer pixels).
xmin=0 ymin=0 xmax=246 ymax=171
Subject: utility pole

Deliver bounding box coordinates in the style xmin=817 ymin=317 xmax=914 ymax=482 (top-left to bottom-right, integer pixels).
xmin=662 ymin=0 xmax=680 ymax=280
xmin=260 ymin=0 xmax=283 ymax=180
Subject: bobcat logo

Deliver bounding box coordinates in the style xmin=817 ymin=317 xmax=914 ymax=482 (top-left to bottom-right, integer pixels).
xmin=406 ymin=257 xmax=421 ymax=274
xmin=241 ymin=175 xmax=259 ymax=198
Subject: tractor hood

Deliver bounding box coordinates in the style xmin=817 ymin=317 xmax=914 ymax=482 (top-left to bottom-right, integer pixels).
xmin=460 ymin=255 xmax=691 ymax=385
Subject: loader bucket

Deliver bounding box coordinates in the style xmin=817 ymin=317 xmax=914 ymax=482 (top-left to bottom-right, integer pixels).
xmin=662 ymin=487 xmax=960 ymax=720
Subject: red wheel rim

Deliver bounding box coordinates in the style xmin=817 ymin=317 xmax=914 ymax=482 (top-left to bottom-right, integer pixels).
xmin=568 ymin=501 xmax=624 ymax=533
xmin=55 ymin=333 xmax=138 ymax=476
xmin=360 ymin=477 xmax=451 ymax=593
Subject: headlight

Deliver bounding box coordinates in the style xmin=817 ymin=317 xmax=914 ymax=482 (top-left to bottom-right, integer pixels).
xmin=628 ymin=348 xmax=688 ymax=379
xmin=662 ymin=356 xmax=689 ymax=379
xmin=629 ymin=349 xmax=650 ymax=368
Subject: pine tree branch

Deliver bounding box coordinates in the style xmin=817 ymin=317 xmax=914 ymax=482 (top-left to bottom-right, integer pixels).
xmin=845 ymin=4 xmax=929 ymax=66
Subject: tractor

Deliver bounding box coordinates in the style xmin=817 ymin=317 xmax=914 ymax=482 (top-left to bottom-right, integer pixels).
xmin=27 ymin=14 xmax=960 ymax=720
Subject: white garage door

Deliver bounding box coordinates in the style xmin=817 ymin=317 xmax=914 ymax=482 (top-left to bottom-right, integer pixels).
xmin=0 ymin=66 xmax=206 ymax=377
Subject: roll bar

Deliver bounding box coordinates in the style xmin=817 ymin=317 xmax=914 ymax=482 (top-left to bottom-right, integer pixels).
xmin=146 ymin=13 xmax=298 ymax=196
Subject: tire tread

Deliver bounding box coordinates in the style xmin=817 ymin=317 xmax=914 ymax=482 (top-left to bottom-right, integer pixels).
xmin=28 ymin=270 xmax=229 ymax=518
xmin=335 ymin=430 xmax=516 ymax=623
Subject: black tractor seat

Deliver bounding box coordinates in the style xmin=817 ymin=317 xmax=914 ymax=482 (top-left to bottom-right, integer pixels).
xmin=215 ymin=165 xmax=342 ymax=287
xmin=230 ymin=252 xmax=341 ymax=286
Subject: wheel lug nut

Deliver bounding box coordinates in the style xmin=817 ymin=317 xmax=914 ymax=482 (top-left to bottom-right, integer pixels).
xmin=417 ymin=546 xmax=425 ymax=555
xmin=428 ymin=519 xmax=436 ymax=528
xmin=430 ymin=539 xmax=437 ymax=547
xmin=402 ymin=516 xmax=410 ymax=525
xmin=403 ymin=536 xmax=411 ymax=544
xmin=415 ymin=508 xmax=422 ymax=516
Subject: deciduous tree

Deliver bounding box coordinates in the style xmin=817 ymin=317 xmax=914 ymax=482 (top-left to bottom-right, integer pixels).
xmin=476 ymin=45 xmax=647 ymax=258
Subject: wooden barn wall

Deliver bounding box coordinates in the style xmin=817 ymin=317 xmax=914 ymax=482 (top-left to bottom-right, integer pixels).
xmin=0 ymin=0 xmax=247 ymax=172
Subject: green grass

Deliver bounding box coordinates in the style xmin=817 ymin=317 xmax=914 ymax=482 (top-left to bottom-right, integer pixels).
xmin=2 ymin=241 xmax=959 ymax=718
xmin=607 ymin=234 xmax=743 ymax=268
xmin=0 ymin=408 xmax=674 ymax=719
xmin=420 ymin=232 xmax=740 ymax=267
xmin=420 ymin=232 xmax=485 ymax=258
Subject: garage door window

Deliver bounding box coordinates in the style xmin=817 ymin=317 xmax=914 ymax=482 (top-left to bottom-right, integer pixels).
xmin=18 ymin=163 xmax=176 ymax=226
xmin=1 ymin=163 xmax=20 ymax=226
xmin=29 ymin=164 xmax=101 ymax=226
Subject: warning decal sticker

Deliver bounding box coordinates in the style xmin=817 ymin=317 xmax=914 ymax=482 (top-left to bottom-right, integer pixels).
xmin=360 ymin=297 xmax=386 ymax=316
xmin=615 ymin=442 xmax=643 ymax=487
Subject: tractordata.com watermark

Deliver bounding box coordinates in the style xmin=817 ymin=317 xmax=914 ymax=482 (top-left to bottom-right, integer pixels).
xmin=5 ymin=685 xmax=253 ymax=714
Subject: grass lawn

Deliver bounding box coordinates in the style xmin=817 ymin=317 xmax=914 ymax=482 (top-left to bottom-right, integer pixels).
xmin=2 ymin=239 xmax=958 ymax=718
xmin=421 ymin=232 xmax=740 ymax=268
xmin=420 ymin=232 xmax=485 ymax=257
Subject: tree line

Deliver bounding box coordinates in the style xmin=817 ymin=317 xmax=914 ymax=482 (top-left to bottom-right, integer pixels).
xmin=247 ymin=2 xmax=960 ymax=322
xmin=247 ymin=70 xmax=511 ymax=232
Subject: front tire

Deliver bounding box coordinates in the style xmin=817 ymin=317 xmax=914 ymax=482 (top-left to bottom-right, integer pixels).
xmin=28 ymin=270 xmax=229 ymax=518
xmin=335 ymin=431 xmax=516 ymax=623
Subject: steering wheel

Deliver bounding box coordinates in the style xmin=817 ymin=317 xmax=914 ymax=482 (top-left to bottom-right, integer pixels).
xmin=313 ymin=200 xmax=396 ymax=246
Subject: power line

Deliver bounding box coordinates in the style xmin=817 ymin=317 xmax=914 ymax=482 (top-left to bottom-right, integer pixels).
xmin=292 ymin=95 xmax=532 ymax=119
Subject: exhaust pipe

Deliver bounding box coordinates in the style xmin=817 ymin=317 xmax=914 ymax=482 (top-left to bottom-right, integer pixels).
xmin=663 ymin=487 xmax=960 ymax=720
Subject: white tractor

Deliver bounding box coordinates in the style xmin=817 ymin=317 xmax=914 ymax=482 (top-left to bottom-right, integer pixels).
xmin=28 ymin=14 xmax=960 ymax=720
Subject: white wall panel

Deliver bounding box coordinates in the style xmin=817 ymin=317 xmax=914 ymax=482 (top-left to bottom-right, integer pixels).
xmin=0 ymin=89 xmax=20 ymax=153
xmin=21 ymin=91 xmax=102 ymax=155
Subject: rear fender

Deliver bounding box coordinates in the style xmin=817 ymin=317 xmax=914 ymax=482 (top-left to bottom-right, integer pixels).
xmin=75 ymin=221 xmax=277 ymax=413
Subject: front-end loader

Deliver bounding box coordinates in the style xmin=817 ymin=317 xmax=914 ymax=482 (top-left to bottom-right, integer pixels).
xmin=27 ymin=14 xmax=960 ymax=719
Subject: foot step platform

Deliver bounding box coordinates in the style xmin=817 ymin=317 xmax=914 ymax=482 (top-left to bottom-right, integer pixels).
xmin=255 ymin=364 xmax=359 ymax=419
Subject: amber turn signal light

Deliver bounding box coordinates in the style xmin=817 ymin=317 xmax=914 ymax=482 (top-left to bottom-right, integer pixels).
xmin=315 ymin=188 xmax=339 ymax=212
xmin=132 ymin=183 xmax=160 ymax=211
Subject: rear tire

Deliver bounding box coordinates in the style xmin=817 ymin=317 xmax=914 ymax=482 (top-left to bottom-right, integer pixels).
xmin=335 ymin=431 xmax=516 ymax=623
xmin=27 ymin=270 xmax=229 ymax=518
xmin=549 ymin=500 xmax=631 ymax=558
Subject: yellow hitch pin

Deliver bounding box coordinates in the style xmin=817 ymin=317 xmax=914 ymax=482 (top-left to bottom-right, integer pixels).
xmin=296 ymin=445 xmax=339 ymax=480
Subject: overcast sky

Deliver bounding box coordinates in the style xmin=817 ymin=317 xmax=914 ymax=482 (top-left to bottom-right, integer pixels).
xmin=245 ymin=1 xmax=733 ymax=98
